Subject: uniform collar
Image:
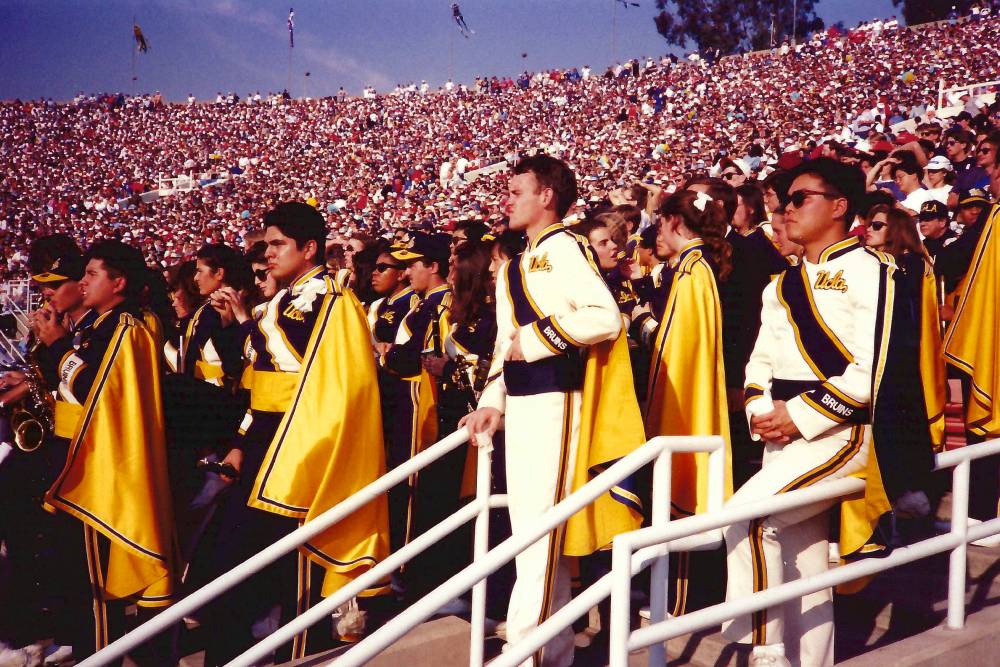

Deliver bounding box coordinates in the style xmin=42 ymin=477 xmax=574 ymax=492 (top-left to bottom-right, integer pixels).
xmin=529 ymin=223 xmax=566 ymax=250
xmin=388 ymin=287 xmax=414 ymax=305
xmin=816 ymin=236 xmax=860 ymax=263
xmin=678 ymin=237 xmax=704 ymax=258
xmin=291 ymin=265 xmax=325 ymax=289
xmin=423 ymin=284 xmax=450 ymax=299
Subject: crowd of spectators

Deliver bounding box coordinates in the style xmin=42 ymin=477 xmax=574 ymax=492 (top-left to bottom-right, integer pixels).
xmin=1 ymin=12 xmax=999 ymax=283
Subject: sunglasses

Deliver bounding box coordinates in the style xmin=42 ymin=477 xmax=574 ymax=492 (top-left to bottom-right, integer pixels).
xmin=253 ymin=268 xmax=269 ymax=281
xmin=978 ymin=145 xmax=995 ymax=154
xmin=787 ymin=189 xmax=841 ymax=208
xmin=721 ymin=172 xmax=740 ymax=180
xmin=946 ymin=139 xmax=963 ymax=146
xmin=868 ymin=221 xmax=887 ymax=232
xmin=374 ymin=262 xmax=404 ymax=272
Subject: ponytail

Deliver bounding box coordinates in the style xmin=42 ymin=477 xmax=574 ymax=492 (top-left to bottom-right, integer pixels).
xmin=659 ymin=190 xmax=733 ymax=282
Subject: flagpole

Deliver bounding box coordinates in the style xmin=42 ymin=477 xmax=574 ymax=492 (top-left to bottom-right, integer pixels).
xmin=131 ymin=14 xmax=137 ymax=94
xmin=611 ymin=0 xmax=617 ymax=65
xmin=449 ymin=20 xmax=455 ymax=82
xmin=287 ymin=46 xmax=292 ymax=96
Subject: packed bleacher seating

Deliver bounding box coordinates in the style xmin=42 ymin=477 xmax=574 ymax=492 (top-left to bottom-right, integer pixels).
xmin=1 ymin=7 xmax=1000 ymax=667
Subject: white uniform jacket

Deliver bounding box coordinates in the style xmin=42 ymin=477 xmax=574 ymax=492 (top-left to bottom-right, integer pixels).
xmin=743 ymin=237 xmax=886 ymax=441
xmin=478 ymin=223 xmax=622 ymax=413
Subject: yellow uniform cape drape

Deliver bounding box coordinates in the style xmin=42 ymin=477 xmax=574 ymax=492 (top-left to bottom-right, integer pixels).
xmin=944 ymin=204 xmax=1000 ymax=437
xmin=248 ymin=287 xmax=390 ymax=597
xmin=839 ymin=254 xmax=935 ymax=568
xmin=44 ymin=313 xmax=177 ymax=607
xmin=918 ymin=259 xmax=947 ymax=450
xmin=644 ymin=247 xmax=733 ymax=517
xmin=563 ymin=331 xmax=646 ymax=556
xmin=142 ymin=308 xmax=165 ymax=351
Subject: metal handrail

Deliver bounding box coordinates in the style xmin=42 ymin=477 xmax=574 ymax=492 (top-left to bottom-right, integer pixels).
xmin=229 ymin=442 xmax=502 ymax=667
xmin=937 ymin=77 xmax=1000 ymax=111
xmin=609 ymin=437 xmax=1000 ymax=666
xmin=79 ymin=428 xmax=476 ymax=667
xmin=332 ymin=435 xmax=726 ymax=666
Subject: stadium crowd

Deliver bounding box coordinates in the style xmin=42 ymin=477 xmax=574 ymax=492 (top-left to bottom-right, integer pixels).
xmin=1 ymin=7 xmax=1000 ymax=667
xmin=1 ymin=13 xmax=1000 ymax=283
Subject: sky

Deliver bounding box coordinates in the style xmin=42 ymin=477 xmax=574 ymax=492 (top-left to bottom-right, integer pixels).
xmin=0 ymin=0 xmax=896 ymax=102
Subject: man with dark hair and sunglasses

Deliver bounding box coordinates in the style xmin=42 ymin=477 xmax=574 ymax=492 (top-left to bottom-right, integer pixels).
xmin=945 ymin=128 xmax=990 ymax=208
xmin=0 ymin=242 xmax=98 ymax=664
xmin=722 ymin=158 xmax=934 ymax=666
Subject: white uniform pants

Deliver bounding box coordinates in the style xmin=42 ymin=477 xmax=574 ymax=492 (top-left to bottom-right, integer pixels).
xmin=722 ymin=425 xmax=870 ymax=667
xmin=503 ymin=390 xmax=581 ymax=667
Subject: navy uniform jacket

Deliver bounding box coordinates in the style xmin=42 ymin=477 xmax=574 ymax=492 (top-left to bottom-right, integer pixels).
xmin=935 ymin=205 xmax=990 ymax=294
xmin=368 ymin=287 xmax=419 ymax=346
xmin=382 ymin=284 xmax=451 ymax=379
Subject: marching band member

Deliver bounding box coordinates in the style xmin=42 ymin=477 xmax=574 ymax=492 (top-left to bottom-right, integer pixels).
xmin=185 ymin=244 xmax=252 ymax=387
xmin=571 ymin=217 xmax=638 ymax=327
xmin=463 ymin=156 xmax=644 ymax=667
xmin=631 ymin=189 xmax=734 ymax=616
xmin=203 ymin=203 xmax=389 ymax=664
xmin=0 ymin=245 xmax=96 ymax=664
xmin=40 ymin=240 xmax=178 ymax=663
xmin=378 ymin=232 xmax=452 ymax=596
xmin=722 ymin=159 xmax=934 ymax=667
xmin=863 ymin=205 xmax=947 ymax=450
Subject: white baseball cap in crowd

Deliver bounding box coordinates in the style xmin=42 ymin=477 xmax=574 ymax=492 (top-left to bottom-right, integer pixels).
xmin=926 ymin=155 xmax=953 ymax=172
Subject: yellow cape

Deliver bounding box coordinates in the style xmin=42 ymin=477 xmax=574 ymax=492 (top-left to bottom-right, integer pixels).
xmin=249 ymin=286 xmax=390 ymax=597
xmin=944 ymin=204 xmax=1000 ymax=437
xmin=564 ymin=330 xmax=646 ymax=556
xmin=45 ymin=313 xmax=177 ymax=607
xmin=644 ymin=251 xmax=733 ymax=516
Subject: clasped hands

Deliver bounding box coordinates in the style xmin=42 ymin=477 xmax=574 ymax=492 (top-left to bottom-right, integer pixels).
xmin=750 ymin=400 xmax=800 ymax=445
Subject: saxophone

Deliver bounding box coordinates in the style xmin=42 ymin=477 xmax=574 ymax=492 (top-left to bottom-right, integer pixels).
xmin=9 ymin=339 xmax=55 ymax=452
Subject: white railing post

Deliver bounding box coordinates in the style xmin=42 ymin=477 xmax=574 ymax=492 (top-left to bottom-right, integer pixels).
xmin=646 ymin=444 xmax=672 ymax=667
xmin=947 ymin=458 xmax=970 ymax=630
xmin=609 ymin=536 xmax=634 ymax=667
xmin=469 ymin=435 xmax=493 ymax=667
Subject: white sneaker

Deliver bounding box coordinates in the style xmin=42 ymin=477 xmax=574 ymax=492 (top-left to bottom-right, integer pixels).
xmin=433 ymin=597 xmax=471 ymax=616
xmin=749 ymin=644 xmax=791 ymax=667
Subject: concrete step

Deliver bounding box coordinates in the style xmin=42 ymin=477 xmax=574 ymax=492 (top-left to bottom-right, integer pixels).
xmin=280 ymin=616 xmax=480 ymax=667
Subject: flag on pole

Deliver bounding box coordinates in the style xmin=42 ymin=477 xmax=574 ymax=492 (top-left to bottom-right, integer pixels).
xmin=288 ymin=8 xmax=295 ymax=47
xmin=133 ymin=23 xmax=149 ymax=53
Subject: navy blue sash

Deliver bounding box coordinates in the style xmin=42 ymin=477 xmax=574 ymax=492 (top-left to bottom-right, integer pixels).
xmin=503 ymin=253 xmax=583 ymax=396
xmin=775 ymin=266 xmax=853 ymax=381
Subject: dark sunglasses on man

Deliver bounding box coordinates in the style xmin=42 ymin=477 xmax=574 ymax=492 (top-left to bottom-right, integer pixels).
xmin=374 ymin=262 xmax=405 ymax=273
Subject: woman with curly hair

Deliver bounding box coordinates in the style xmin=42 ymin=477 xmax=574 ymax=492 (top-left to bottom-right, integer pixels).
xmin=631 ymin=189 xmax=734 ymax=615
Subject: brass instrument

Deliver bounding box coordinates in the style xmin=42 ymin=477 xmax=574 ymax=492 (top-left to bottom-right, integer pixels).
xmin=0 ymin=317 xmax=54 ymax=453
xmin=10 ymin=340 xmax=55 ymax=452
xmin=450 ymin=351 xmax=494 ymax=408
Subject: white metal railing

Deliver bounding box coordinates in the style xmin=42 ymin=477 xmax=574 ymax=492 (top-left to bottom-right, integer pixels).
xmin=608 ymin=437 xmax=1000 ymax=667
xmin=78 ymin=428 xmax=486 ymax=667
xmin=938 ymin=77 xmax=1000 ymax=112
xmin=330 ymin=435 xmax=726 ymax=667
